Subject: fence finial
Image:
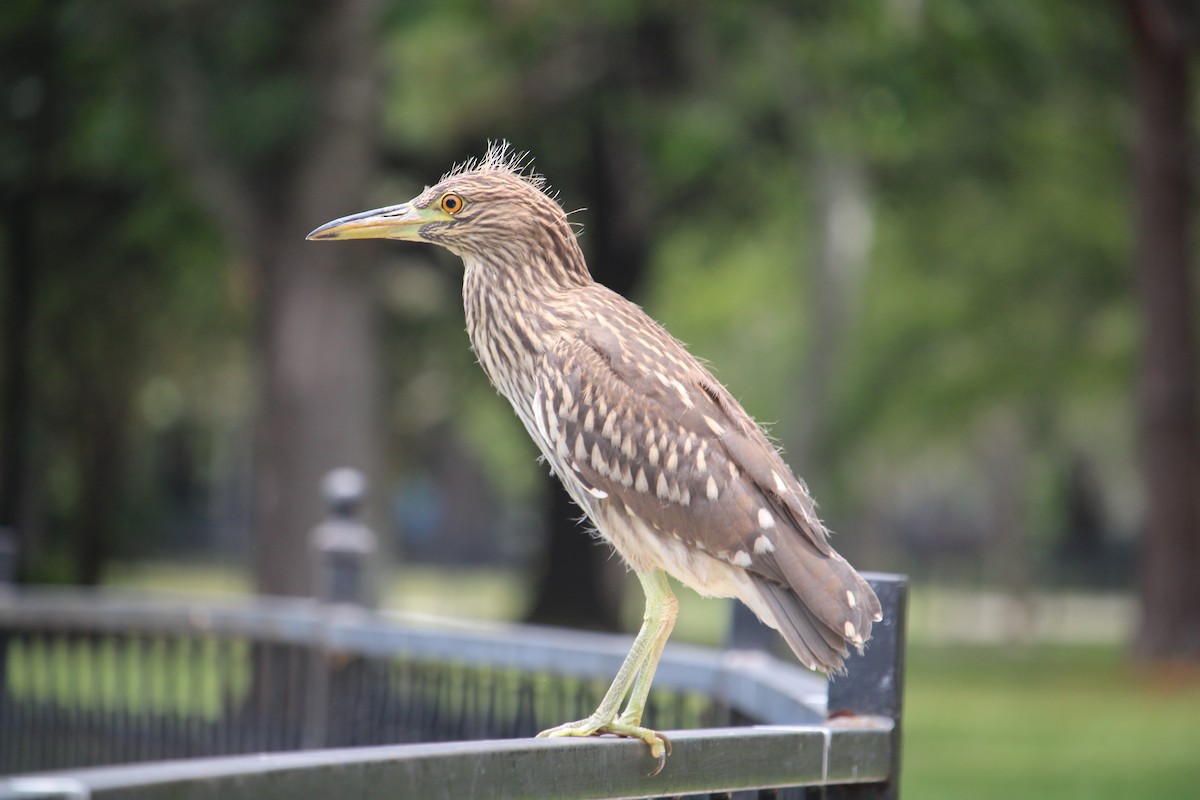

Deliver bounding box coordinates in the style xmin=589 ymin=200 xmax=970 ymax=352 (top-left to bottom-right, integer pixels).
xmin=311 ymin=468 xmax=376 ymax=607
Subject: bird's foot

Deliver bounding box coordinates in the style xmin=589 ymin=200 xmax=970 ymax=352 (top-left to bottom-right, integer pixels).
xmin=537 ymin=715 xmax=672 ymax=776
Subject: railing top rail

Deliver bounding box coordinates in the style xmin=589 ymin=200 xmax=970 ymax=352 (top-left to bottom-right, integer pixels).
xmin=0 ymin=718 xmax=893 ymax=800
xmin=0 ymin=587 xmax=827 ymax=724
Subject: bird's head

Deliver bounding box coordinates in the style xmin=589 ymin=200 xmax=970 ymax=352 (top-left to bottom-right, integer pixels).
xmin=307 ymin=144 xmax=582 ymax=275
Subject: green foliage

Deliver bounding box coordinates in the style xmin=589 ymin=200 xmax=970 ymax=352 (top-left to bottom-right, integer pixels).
xmin=2 ymin=0 xmax=1160 ymax=585
xmin=646 ymin=200 xmax=810 ymax=424
xmin=349 ymin=0 xmax=1145 ymax=575
xmin=0 ymin=1 xmax=241 ymax=575
xmin=5 ymin=635 xmax=251 ymax=720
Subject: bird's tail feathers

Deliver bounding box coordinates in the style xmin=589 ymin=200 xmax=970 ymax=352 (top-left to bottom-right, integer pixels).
xmin=753 ymin=546 xmax=882 ymax=674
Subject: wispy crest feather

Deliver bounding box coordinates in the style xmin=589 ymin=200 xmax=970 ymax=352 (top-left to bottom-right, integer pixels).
xmin=444 ymin=140 xmax=557 ymax=200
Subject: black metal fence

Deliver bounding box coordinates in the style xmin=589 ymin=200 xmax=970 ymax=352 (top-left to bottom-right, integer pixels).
xmin=0 ymin=574 xmax=907 ymax=799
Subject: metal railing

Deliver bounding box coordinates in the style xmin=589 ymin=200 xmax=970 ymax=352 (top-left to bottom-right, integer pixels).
xmin=0 ymin=575 xmax=907 ymax=799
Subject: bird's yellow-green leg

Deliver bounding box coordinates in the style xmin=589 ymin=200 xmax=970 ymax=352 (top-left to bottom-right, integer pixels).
xmin=615 ymin=572 xmax=677 ymax=731
xmin=537 ymin=570 xmax=678 ymax=772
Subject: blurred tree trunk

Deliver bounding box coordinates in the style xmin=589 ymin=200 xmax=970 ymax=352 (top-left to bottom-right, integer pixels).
xmin=73 ymin=376 xmax=129 ymax=586
xmin=0 ymin=6 xmax=56 ymax=581
xmin=160 ymin=0 xmax=383 ymax=597
xmin=0 ymin=197 xmax=34 ymax=578
xmin=524 ymin=124 xmax=650 ymax=631
xmin=734 ymin=155 xmax=875 ymax=650
xmin=251 ymin=0 xmax=383 ymax=598
xmin=792 ymin=157 xmax=873 ymax=478
xmin=980 ymin=413 xmax=1034 ymax=643
xmin=1123 ymin=0 xmax=1200 ymax=660
xmin=521 ymin=11 xmax=688 ymax=631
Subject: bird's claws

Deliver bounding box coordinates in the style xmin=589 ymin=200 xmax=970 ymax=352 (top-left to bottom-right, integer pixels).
xmin=537 ymin=718 xmax=672 ymax=776
xmin=646 ymin=732 xmax=672 ymax=777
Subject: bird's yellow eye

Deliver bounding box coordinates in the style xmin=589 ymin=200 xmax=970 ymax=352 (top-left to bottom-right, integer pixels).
xmin=439 ymin=193 xmax=465 ymax=214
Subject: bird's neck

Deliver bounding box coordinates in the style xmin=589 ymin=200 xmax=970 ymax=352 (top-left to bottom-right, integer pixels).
xmin=461 ymin=235 xmax=590 ymax=403
xmin=487 ymin=220 xmax=590 ymax=289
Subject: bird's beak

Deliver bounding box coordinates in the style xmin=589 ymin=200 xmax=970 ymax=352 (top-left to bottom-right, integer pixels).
xmin=306 ymin=203 xmax=430 ymax=242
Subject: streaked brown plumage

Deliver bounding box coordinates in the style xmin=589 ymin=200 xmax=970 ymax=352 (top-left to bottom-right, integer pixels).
xmin=308 ymin=143 xmax=881 ymax=773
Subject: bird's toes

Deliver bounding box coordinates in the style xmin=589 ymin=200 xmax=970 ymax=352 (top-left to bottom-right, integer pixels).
xmin=599 ymin=720 xmax=671 ymax=774
xmin=538 ymin=717 xmax=672 ymax=775
xmin=536 ymin=715 xmax=607 ymax=739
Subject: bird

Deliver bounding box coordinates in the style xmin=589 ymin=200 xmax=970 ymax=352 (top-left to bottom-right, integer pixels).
xmin=307 ymin=143 xmax=882 ymax=774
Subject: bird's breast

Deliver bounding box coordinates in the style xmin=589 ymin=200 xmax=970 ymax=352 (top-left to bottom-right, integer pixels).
xmin=461 ymin=273 xmax=580 ymax=467
xmin=464 ymin=278 xmax=540 ymax=394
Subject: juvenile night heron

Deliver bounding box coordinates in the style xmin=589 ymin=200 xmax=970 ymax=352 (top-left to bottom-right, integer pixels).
xmin=308 ymin=144 xmax=881 ymax=773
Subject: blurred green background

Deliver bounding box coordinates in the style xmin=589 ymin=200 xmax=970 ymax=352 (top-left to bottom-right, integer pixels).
xmin=2 ymin=1 xmax=1199 ymax=796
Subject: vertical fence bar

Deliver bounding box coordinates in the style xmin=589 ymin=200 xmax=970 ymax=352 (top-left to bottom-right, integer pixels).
xmin=0 ymin=529 xmax=13 ymax=770
xmin=820 ymin=573 xmax=908 ymax=800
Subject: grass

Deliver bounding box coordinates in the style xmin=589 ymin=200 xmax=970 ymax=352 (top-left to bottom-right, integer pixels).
xmin=96 ymin=562 xmax=1200 ymax=797
xmin=104 ymin=560 xmax=529 ymax=621
xmin=903 ymin=644 xmax=1200 ymax=799
xmin=103 ymin=560 xmax=252 ymax=596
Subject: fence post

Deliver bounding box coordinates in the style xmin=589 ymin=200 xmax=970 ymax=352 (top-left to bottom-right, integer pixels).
xmin=304 ymin=469 xmax=378 ymax=750
xmin=727 ymin=595 xmax=778 ymax=651
xmin=0 ymin=528 xmax=15 ymax=588
xmin=0 ymin=528 xmax=12 ymax=716
xmin=820 ymin=572 xmax=909 ymax=800
xmin=310 ymin=468 xmax=376 ymax=608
